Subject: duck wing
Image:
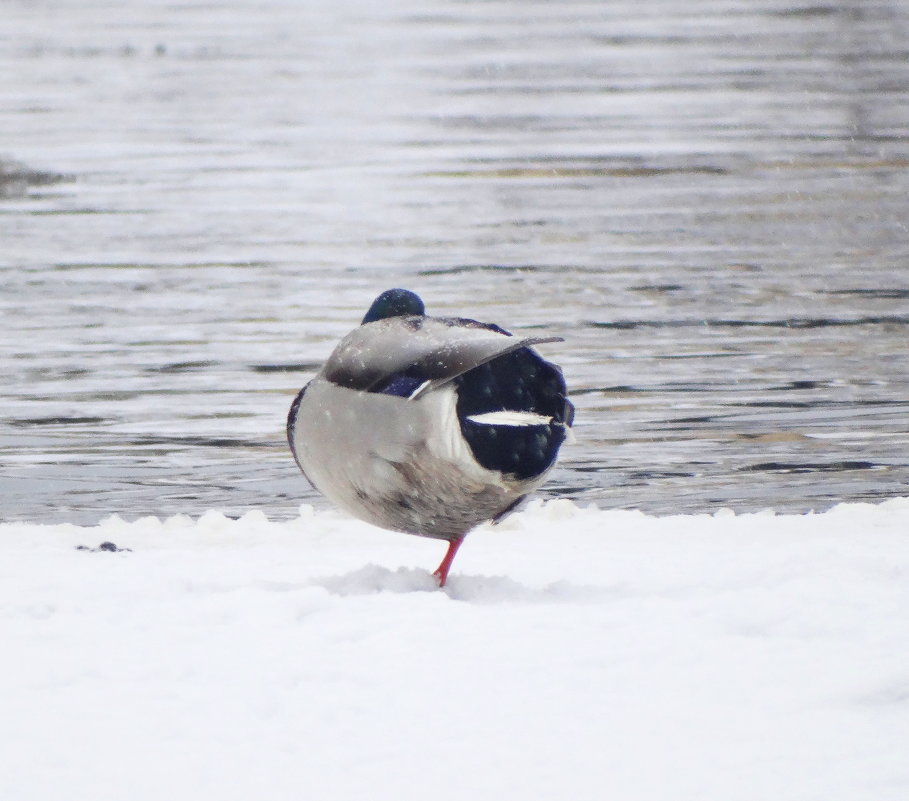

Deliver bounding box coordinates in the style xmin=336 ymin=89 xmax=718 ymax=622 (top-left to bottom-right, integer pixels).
xmin=322 ymin=316 xmax=562 ymax=397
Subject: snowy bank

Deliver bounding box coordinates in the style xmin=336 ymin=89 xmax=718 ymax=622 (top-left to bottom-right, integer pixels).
xmin=2 ymin=499 xmax=909 ymax=801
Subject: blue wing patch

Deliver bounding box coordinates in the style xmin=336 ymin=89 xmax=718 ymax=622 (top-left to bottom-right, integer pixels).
xmin=375 ymin=373 xmax=426 ymax=398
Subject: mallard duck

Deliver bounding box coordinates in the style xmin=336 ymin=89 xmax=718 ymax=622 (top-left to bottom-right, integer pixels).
xmin=287 ymin=289 xmax=574 ymax=586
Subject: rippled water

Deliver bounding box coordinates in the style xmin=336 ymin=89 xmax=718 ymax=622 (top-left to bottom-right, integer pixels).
xmin=2 ymin=0 xmax=908 ymax=524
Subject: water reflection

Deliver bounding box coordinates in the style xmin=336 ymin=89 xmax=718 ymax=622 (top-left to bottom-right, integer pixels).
xmin=1 ymin=0 xmax=908 ymax=523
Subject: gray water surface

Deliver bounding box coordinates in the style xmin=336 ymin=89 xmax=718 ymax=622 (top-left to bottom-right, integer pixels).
xmin=2 ymin=0 xmax=909 ymax=524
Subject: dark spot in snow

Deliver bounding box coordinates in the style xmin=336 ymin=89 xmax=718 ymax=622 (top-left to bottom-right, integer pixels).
xmin=76 ymin=541 xmax=132 ymax=553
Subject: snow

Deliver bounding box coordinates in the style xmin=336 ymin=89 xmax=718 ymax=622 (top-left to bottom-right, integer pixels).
xmin=2 ymin=498 xmax=909 ymax=801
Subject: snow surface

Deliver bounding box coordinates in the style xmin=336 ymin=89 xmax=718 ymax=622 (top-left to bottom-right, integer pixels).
xmin=3 ymin=498 xmax=909 ymax=801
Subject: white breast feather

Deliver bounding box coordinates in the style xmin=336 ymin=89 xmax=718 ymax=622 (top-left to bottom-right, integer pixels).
xmin=421 ymin=386 xmax=509 ymax=487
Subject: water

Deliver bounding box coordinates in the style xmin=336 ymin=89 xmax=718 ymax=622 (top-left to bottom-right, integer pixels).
xmin=2 ymin=0 xmax=908 ymax=524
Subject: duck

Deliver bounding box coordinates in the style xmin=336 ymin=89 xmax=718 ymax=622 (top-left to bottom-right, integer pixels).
xmin=287 ymin=288 xmax=574 ymax=586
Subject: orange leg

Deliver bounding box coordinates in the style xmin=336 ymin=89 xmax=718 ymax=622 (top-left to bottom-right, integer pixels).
xmin=432 ymin=537 xmax=464 ymax=587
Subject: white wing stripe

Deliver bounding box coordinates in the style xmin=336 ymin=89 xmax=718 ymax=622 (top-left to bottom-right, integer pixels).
xmin=466 ymin=411 xmax=554 ymax=426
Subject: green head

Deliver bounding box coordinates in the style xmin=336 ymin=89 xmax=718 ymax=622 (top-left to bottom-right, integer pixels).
xmin=361 ymin=288 xmax=425 ymax=324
